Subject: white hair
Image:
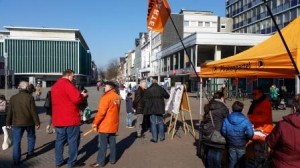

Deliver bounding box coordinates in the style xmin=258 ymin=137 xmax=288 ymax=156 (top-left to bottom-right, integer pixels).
xmin=18 ymin=81 xmax=29 ymax=90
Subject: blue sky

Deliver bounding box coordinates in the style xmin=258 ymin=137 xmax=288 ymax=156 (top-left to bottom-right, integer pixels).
xmin=0 ymin=0 xmax=225 ymax=67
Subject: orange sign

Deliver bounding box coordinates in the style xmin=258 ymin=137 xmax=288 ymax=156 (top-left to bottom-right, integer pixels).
xmin=147 ymin=0 xmax=171 ymax=32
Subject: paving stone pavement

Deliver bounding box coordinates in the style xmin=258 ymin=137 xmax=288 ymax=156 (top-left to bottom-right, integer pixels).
xmin=0 ymin=87 xmax=290 ymax=168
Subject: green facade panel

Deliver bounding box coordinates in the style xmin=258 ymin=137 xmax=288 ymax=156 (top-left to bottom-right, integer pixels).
xmin=0 ymin=42 xmax=3 ymax=57
xmin=6 ymin=39 xmax=84 ymax=74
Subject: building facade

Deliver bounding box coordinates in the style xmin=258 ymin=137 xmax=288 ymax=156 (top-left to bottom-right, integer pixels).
xmin=226 ymin=0 xmax=300 ymax=33
xmin=0 ymin=26 xmax=92 ymax=87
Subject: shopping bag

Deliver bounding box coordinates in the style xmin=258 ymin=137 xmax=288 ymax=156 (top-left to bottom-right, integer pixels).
xmin=82 ymin=107 xmax=91 ymax=122
xmin=2 ymin=126 xmax=12 ymax=150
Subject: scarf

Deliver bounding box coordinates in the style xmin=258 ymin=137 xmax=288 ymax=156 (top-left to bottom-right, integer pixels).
xmin=248 ymin=95 xmax=267 ymax=115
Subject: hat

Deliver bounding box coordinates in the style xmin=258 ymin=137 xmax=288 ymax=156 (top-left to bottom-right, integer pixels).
xmin=104 ymin=81 xmax=117 ymax=88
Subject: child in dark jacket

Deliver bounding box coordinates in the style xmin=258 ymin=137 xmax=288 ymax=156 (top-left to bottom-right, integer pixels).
xmin=221 ymin=101 xmax=254 ymax=168
xmin=125 ymin=93 xmax=134 ymax=128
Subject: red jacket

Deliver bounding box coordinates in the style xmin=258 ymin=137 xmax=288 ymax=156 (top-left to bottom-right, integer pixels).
xmin=51 ymin=78 xmax=84 ymax=126
xmin=248 ymin=98 xmax=272 ymax=128
xmin=93 ymin=89 xmax=121 ymax=133
xmin=266 ymin=114 xmax=300 ymax=168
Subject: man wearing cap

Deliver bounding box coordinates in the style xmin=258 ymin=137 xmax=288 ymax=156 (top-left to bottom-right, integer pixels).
xmin=51 ymin=69 xmax=88 ymax=168
xmin=90 ymin=81 xmax=121 ymax=167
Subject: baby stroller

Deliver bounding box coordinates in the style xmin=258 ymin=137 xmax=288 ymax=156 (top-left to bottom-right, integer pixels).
xmin=277 ymin=99 xmax=286 ymax=110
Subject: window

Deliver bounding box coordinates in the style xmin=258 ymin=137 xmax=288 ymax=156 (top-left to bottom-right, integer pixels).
xmin=198 ymin=21 xmax=203 ymax=27
xmin=190 ymin=21 xmax=198 ymax=27
xmin=205 ymin=22 xmax=210 ymax=27
xmin=221 ymin=24 xmax=226 ymax=29
xmin=184 ymin=21 xmax=189 ymax=27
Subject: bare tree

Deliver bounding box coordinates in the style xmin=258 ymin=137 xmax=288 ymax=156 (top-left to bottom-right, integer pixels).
xmin=106 ymin=59 xmax=119 ymax=80
xmin=98 ymin=66 xmax=106 ymax=81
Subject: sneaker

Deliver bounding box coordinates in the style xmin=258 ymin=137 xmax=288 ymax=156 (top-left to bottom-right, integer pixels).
xmin=47 ymin=125 xmax=54 ymax=134
xmin=128 ymin=126 xmax=134 ymax=128
xmin=150 ymin=139 xmax=157 ymax=143
xmin=89 ymin=163 xmax=104 ymax=167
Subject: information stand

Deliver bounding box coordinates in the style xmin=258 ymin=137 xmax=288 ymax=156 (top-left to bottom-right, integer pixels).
xmin=167 ymin=85 xmax=195 ymax=139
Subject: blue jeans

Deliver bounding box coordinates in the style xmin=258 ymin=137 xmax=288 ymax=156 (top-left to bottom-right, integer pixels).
xmin=126 ymin=113 xmax=132 ymax=126
xmin=55 ymin=126 xmax=80 ymax=168
xmin=97 ymin=133 xmax=116 ymax=165
xmin=13 ymin=126 xmax=36 ymax=162
xmin=205 ymin=147 xmax=224 ymax=168
xmin=150 ymin=114 xmax=164 ymax=141
xmin=229 ymin=147 xmax=245 ymax=168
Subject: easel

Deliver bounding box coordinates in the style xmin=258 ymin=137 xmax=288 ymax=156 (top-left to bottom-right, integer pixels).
xmin=180 ymin=87 xmax=195 ymax=138
xmin=167 ymin=85 xmax=195 ymax=139
xmin=167 ymin=110 xmax=187 ymax=139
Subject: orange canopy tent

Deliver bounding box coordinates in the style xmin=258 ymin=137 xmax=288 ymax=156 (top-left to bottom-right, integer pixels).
xmin=200 ymin=16 xmax=300 ymax=79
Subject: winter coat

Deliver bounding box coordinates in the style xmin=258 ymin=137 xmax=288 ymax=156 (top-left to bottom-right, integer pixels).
xmin=133 ymin=87 xmax=146 ymax=114
xmin=201 ymin=99 xmax=229 ymax=149
xmin=143 ymin=83 xmax=170 ymax=115
xmin=126 ymin=96 xmax=133 ymax=113
xmin=221 ymin=112 xmax=254 ymax=148
xmin=93 ymin=89 xmax=121 ymax=134
xmin=6 ymin=90 xmax=40 ymax=127
xmin=51 ymin=78 xmax=84 ymax=127
xmin=248 ymin=96 xmax=273 ymax=128
xmin=265 ymin=113 xmax=300 ymax=168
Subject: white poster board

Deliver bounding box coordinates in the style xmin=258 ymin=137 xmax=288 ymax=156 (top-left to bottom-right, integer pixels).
xmin=172 ymin=85 xmax=184 ymax=114
xmin=165 ymin=87 xmax=175 ymax=112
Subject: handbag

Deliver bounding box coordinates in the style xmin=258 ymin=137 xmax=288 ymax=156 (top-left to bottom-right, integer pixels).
xmin=209 ymin=111 xmax=226 ymax=145
xmin=2 ymin=126 xmax=12 ymax=150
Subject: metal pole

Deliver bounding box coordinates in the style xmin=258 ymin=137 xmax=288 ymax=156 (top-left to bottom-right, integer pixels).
xmin=263 ymin=0 xmax=300 ymax=79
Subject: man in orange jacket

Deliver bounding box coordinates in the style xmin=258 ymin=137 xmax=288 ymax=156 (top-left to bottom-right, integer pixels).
xmin=90 ymin=81 xmax=121 ymax=167
xmin=248 ymin=88 xmax=273 ymax=128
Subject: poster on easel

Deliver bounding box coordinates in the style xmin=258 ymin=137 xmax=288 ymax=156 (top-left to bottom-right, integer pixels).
xmin=165 ymin=87 xmax=175 ymax=112
xmin=172 ymin=85 xmax=184 ymax=114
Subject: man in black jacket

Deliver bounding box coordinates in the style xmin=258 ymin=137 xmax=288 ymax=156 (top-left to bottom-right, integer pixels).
xmin=133 ymin=80 xmax=147 ymax=138
xmin=143 ymin=79 xmax=169 ymax=143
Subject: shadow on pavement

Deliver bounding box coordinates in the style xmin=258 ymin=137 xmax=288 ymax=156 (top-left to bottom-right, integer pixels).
xmin=116 ymin=132 xmax=136 ymax=161
xmin=77 ymin=135 xmax=98 ymax=163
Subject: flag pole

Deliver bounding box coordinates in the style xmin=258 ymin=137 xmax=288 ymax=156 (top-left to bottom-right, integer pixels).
xmin=263 ymin=0 xmax=300 ymax=79
xmin=166 ymin=11 xmax=203 ymax=144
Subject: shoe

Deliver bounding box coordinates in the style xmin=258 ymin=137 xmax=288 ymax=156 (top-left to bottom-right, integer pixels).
xmin=110 ymin=161 xmax=116 ymax=164
xmin=12 ymin=161 xmax=20 ymax=167
xmin=90 ymin=163 xmax=104 ymax=167
xmin=150 ymin=139 xmax=157 ymax=143
xmin=128 ymin=126 xmax=134 ymax=128
xmin=46 ymin=125 xmax=52 ymax=134
xmin=26 ymin=153 xmax=36 ymax=160
xmin=160 ymin=138 xmax=165 ymax=141
xmin=56 ymin=160 xmax=66 ymax=167
xmin=72 ymin=162 xmax=86 ymax=167
xmin=136 ymin=134 xmax=144 ymax=138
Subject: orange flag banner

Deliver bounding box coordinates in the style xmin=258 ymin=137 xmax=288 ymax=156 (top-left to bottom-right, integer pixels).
xmin=147 ymin=0 xmax=171 ymax=32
